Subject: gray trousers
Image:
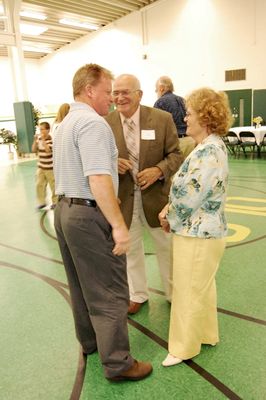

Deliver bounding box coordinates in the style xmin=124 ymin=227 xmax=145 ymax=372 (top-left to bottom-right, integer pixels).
xmin=54 ymin=198 xmax=134 ymax=378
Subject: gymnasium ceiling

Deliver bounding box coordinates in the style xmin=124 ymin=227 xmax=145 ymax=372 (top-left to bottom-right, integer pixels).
xmin=0 ymin=0 xmax=157 ymax=59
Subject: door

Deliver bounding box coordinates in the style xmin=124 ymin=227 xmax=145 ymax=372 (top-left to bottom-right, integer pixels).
xmin=225 ymin=89 xmax=252 ymax=127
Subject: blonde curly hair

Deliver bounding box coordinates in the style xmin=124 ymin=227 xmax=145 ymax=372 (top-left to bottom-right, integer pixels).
xmin=185 ymin=87 xmax=233 ymax=136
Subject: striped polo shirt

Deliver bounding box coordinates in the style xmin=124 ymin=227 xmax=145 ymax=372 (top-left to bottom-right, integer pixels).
xmin=53 ymin=102 xmax=118 ymax=199
xmin=37 ymin=135 xmax=53 ymax=170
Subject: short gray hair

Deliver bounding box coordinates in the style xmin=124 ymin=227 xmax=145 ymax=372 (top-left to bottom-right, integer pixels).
xmin=158 ymin=76 xmax=174 ymax=92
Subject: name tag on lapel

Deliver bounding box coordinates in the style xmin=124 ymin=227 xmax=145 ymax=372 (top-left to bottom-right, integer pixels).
xmin=141 ymin=130 xmax=155 ymax=140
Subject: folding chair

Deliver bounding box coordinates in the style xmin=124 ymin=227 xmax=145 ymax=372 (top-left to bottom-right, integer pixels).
xmin=239 ymin=132 xmax=257 ymax=158
xmin=223 ymin=131 xmax=240 ymax=156
xmin=258 ymin=133 xmax=266 ymax=157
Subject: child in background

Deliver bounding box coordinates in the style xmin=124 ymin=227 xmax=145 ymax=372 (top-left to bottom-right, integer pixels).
xmin=32 ymin=121 xmax=57 ymax=210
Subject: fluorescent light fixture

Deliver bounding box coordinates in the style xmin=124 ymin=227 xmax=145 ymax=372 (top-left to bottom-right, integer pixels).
xmin=20 ymin=10 xmax=47 ymax=20
xmin=59 ymin=18 xmax=98 ymax=30
xmin=23 ymin=45 xmax=53 ymax=53
xmin=0 ymin=5 xmax=7 ymax=19
xmin=20 ymin=23 xmax=48 ymax=35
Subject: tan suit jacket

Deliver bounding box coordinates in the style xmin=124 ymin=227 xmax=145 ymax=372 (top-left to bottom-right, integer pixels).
xmin=105 ymin=105 xmax=183 ymax=228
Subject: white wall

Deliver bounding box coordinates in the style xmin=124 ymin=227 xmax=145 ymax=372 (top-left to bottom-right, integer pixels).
xmin=1 ymin=0 xmax=266 ymax=117
xmin=0 ymin=57 xmax=41 ymax=116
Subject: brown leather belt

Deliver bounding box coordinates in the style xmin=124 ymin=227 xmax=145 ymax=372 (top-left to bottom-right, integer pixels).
xmin=58 ymin=196 xmax=96 ymax=208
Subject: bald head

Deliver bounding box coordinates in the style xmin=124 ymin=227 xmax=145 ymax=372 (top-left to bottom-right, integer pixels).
xmin=115 ymin=74 xmax=141 ymax=91
xmin=113 ymin=74 xmax=143 ymax=118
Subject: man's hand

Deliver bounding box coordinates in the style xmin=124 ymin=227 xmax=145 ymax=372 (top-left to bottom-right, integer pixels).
xmin=137 ymin=166 xmax=163 ymax=190
xmin=112 ymin=225 xmax=130 ymax=256
xmin=89 ymin=174 xmax=130 ymax=256
xmin=118 ymin=158 xmax=133 ymax=175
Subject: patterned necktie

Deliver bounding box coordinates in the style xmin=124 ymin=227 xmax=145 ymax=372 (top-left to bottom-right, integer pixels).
xmin=124 ymin=118 xmax=139 ymax=182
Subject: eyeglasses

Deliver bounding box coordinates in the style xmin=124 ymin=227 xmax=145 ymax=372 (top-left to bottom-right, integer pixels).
xmin=111 ymin=89 xmax=140 ymax=98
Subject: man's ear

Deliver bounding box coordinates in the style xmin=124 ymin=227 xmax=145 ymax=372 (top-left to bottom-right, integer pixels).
xmin=85 ymin=84 xmax=93 ymax=98
xmin=138 ymin=90 xmax=144 ymax=101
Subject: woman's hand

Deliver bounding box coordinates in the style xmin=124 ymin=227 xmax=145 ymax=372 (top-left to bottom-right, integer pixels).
xmin=158 ymin=204 xmax=171 ymax=233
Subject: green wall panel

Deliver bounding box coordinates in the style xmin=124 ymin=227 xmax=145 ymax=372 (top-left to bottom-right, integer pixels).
xmin=253 ymin=90 xmax=266 ymax=124
xmin=225 ymin=89 xmax=252 ymax=127
xmin=13 ymin=101 xmax=35 ymax=153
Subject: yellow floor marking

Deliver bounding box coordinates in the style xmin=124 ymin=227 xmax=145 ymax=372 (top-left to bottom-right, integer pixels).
xmin=227 ymin=197 xmax=266 ymax=203
xmin=226 ymin=197 xmax=266 ymax=217
xmin=226 ymin=223 xmax=251 ymax=242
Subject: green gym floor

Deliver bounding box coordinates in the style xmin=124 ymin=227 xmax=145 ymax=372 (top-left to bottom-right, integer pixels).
xmin=0 ymin=154 xmax=266 ymax=400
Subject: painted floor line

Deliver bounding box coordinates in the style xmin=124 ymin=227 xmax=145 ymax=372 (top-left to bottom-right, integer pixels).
xmin=128 ymin=318 xmax=242 ymax=400
xmin=0 ymin=261 xmax=84 ymax=400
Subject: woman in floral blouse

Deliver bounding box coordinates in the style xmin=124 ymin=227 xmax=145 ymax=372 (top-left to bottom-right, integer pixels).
xmin=159 ymin=87 xmax=233 ymax=367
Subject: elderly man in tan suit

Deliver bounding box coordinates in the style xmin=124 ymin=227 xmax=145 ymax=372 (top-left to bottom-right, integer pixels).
xmin=105 ymin=74 xmax=183 ymax=314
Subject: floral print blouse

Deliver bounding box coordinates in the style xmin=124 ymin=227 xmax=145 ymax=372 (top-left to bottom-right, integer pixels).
xmin=167 ymin=134 xmax=228 ymax=238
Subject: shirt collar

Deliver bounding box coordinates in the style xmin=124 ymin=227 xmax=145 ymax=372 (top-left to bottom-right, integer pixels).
xmin=120 ymin=106 xmax=140 ymax=126
xmin=162 ymin=91 xmax=172 ymax=97
xmin=70 ymin=101 xmax=96 ymax=113
xmin=201 ymin=133 xmax=220 ymax=144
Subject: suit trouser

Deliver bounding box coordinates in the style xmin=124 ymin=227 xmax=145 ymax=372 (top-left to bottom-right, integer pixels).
xmin=54 ymin=199 xmax=134 ymax=378
xmin=36 ymin=168 xmax=57 ymax=205
xmin=169 ymin=235 xmax=226 ymax=360
xmin=127 ymin=190 xmax=172 ymax=303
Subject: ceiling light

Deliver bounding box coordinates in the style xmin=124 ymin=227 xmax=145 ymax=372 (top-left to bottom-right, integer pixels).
xmin=20 ymin=10 xmax=47 ymax=20
xmin=20 ymin=23 xmax=48 ymax=35
xmin=0 ymin=5 xmax=4 ymax=14
xmin=0 ymin=15 xmax=7 ymax=19
xmin=23 ymin=45 xmax=53 ymax=53
xmin=59 ymin=18 xmax=98 ymax=30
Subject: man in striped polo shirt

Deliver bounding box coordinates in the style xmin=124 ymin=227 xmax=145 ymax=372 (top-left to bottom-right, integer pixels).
xmin=32 ymin=121 xmax=57 ymax=210
xmin=53 ymin=64 xmax=152 ymax=382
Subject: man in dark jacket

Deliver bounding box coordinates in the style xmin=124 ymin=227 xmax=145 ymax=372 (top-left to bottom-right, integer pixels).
xmin=154 ymin=76 xmax=195 ymax=158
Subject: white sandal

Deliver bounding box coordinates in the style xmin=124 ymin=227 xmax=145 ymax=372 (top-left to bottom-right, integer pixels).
xmin=162 ymin=353 xmax=183 ymax=367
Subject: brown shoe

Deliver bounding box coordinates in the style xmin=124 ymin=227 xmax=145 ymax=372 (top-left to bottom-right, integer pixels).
xmin=108 ymin=360 xmax=153 ymax=382
xmin=128 ymin=301 xmax=145 ymax=314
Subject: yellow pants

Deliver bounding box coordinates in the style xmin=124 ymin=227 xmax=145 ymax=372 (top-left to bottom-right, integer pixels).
xmin=169 ymin=235 xmax=226 ymax=360
xmin=36 ymin=168 xmax=57 ymax=205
